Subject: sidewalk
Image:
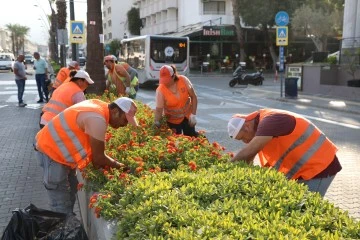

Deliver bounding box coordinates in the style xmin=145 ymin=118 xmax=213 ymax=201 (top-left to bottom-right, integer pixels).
xmin=0 ymin=106 xmax=80 ymax=234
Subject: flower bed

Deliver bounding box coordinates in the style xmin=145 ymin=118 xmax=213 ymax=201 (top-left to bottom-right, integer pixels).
xmin=79 ymin=93 xmax=360 ymax=239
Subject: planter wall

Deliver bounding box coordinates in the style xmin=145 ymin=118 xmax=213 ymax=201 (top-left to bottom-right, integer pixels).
xmin=77 ymin=172 xmax=115 ymax=240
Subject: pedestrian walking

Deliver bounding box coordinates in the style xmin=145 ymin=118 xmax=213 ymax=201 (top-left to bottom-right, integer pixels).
xmin=39 ymin=70 xmax=93 ymax=128
xmin=13 ymin=54 xmax=31 ymax=107
xmin=154 ymin=65 xmax=198 ymax=137
xmin=104 ymin=55 xmax=134 ymax=98
xmin=227 ymin=109 xmax=342 ymax=197
xmin=33 ymin=52 xmax=49 ymax=103
xmin=35 ymin=97 xmax=138 ymax=214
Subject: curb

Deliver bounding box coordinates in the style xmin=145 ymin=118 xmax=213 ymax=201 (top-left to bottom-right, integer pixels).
xmin=269 ymin=97 xmax=360 ymax=115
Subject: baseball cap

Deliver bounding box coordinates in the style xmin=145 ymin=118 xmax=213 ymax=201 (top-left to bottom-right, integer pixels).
xmin=74 ymin=70 xmax=94 ymax=84
xmin=227 ymin=111 xmax=259 ymax=138
xmin=113 ymin=97 xmax=138 ymax=126
xmin=104 ymin=55 xmax=114 ymax=63
xmin=68 ymin=61 xmax=79 ymax=68
xmin=159 ymin=65 xmax=174 ymax=85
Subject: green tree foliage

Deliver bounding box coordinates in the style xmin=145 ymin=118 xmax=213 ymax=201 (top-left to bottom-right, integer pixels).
xmin=107 ymin=39 xmax=121 ymax=56
xmin=292 ymin=4 xmax=343 ymax=52
xmin=237 ymin=0 xmax=305 ymax=69
xmin=127 ymin=7 xmax=142 ymax=36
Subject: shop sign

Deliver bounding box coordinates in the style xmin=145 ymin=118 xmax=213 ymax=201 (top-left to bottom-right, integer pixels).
xmin=203 ymin=26 xmax=235 ymax=37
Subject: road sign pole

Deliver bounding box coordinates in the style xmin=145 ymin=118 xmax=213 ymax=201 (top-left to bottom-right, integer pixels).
xmin=280 ymin=46 xmax=284 ymax=98
xmin=70 ymin=0 xmax=77 ymax=61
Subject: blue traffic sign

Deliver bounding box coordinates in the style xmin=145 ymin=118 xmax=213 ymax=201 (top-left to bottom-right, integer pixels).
xmin=71 ymin=22 xmax=84 ymax=35
xmin=275 ymin=11 xmax=289 ymax=26
xmin=279 ymin=46 xmax=285 ymax=72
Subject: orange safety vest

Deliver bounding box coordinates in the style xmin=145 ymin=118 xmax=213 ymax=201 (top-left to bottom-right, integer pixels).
xmin=257 ymin=109 xmax=338 ymax=180
xmin=41 ymin=82 xmax=83 ymax=123
xmin=53 ymin=67 xmax=70 ymax=88
xmin=158 ymin=75 xmax=192 ymax=124
xmin=63 ymin=76 xmax=72 ymax=84
xmin=35 ymin=99 xmax=110 ymax=169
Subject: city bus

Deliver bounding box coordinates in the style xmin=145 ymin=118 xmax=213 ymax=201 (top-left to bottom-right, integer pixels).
xmin=119 ymin=35 xmax=189 ymax=86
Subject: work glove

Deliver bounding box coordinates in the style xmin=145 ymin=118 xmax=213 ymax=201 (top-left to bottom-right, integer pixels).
xmin=125 ymin=87 xmax=131 ymax=94
xmin=188 ymin=114 xmax=197 ymax=126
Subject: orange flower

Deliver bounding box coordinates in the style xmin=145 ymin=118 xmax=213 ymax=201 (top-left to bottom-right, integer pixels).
xmin=136 ymin=167 xmax=143 ymax=173
xmin=188 ymin=161 xmax=197 ymax=171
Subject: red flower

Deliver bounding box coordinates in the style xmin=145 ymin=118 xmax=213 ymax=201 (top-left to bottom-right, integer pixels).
xmin=188 ymin=161 xmax=197 ymax=171
xmin=77 ymin=183 xmax=84 ymax=190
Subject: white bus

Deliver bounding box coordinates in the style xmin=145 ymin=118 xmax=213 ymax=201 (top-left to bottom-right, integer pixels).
xmin=120 ymin=35 xmax=189 ymax=86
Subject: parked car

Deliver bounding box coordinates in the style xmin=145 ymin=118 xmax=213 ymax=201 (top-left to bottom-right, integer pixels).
xmin=24 ymin=54 xmax=34 ymax=64
xmin=0 ymin=53 xmax=15 ymax=72
xmin=79 ymin=57 xmax=86 ymax=66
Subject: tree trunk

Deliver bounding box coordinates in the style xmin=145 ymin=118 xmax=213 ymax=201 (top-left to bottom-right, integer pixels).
xmin=87 ymin=0 xmax=105 ymax=94
xmin=264 ymin=26 xmax=277 ymax=71
xmin=232 ymin=0 xmax=246 ymax=62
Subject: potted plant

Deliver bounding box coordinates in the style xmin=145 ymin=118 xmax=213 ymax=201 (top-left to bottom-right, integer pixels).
xmin=343 ymin=48 xmax=360 ymax=87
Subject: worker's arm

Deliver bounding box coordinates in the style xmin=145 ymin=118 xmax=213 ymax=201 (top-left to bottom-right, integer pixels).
xmin=90 ymin=136 xmax=125 ymax=169
xmin=115 ymin=65 xmax=131 ymax=87
xmin=184 ymin=77 xmax=198 ymax=115
xmin=230 ymin=136 xmax=272 ymax=164
xmin=154 ymin=90 xmax=164 ymax=126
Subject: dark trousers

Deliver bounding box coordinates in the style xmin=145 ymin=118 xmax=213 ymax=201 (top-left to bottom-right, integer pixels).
xmin=15 ymin=79 xmax=26 ymax=104
xmin=167 ymin=118 xmax=199 ymax=137
xmin=35 ymin=74 xmax=48 ymax=101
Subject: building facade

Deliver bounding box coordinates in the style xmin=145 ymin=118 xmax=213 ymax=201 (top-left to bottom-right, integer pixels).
xmin=342 ymin=0 xmax=360 ymax=49
xmin=134 ymin=0 xmax=233 ymax=35
xmin=102 ymin=0 xmax=133 ymax=44
xmin=0 ymin=27 xmax=12 ymax=52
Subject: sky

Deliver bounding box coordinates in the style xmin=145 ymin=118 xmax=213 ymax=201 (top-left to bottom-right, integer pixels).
xmin=0 ymin=0 xmax=87 ymax=45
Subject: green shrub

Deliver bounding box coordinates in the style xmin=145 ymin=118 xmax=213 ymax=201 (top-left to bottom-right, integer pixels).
xmin=327 ymin=55 xmax=337 ymax=64
xmin=50 ymin=60 xmax=61 ymax=74
xmin=116 ymin=163 xmax=360 ymax=239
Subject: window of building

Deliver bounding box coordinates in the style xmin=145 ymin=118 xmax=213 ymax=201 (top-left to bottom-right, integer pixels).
xmin=104 ymin=34 xmax=107 ymax=41
xmin=108 ymin=20 xmax=112 ymax=27
xmin=108 ymin=7 xmax=111 ymax=14
xmin=103 ymin=11 xmax=106 ymax=17
xmin=108 ymin=32 xmax=112 ymax=40
xmin=103 ymin=23 xmax=106 ymax=29
xmin=203 ymin=1 xmax=225 ymax=15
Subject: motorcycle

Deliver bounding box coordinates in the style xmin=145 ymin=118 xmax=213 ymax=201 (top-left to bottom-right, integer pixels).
xmin=229 ymin=66 xmax=264 ymax=87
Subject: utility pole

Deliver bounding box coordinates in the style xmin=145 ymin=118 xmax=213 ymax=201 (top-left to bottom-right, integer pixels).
xmin=70 ymin=0 xmax=77 ymax=61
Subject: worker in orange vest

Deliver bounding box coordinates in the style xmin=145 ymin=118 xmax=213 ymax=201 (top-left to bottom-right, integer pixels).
xmin=227 ymin=109 xmax=342 ymax=196
xmin=104 ymin=55 xmax=132 ymax=97
xmin=154 ymin=65 xmax=198 ymax=137
xmin=39 ymin=70 xmax=93 ymax=129
xmin=52 ymin=61 xmax=80 ymax=90
xmin=35 ymin=97 xmax=138 ymax=214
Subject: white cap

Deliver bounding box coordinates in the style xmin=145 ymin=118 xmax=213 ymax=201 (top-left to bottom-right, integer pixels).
xmin=227 ymin=117 xmax=245 ymax=138
xmin=113 ymin=97 xmax=138 ymax=126
xmin=74 ymin=70 xmax=94 ymax=84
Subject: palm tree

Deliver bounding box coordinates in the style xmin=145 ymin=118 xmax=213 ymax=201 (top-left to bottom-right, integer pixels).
xmin=5 ymin=24 xmax=29 ymax=55
xmin=87 ymin=0 xmax=105 ymax=94
xmin=47 ymin=0 xmax=59 ymax=63
xmin=231 ymin=0 xmax=246 ymax=62
xmin=56 ymin=0 xmax=67 ymax=67
xmin=17 ymin=26 xmax=30 ymax=54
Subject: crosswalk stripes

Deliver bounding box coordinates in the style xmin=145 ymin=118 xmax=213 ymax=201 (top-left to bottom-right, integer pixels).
xmin=0 ymin=79 xmax=44 ymax=109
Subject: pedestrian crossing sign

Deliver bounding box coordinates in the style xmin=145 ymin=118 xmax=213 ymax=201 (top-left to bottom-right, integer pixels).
xmin=276 ymin=26 xmax=288 ymax=46
xmin=70 ymin=21 xmax=85 ymax=44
